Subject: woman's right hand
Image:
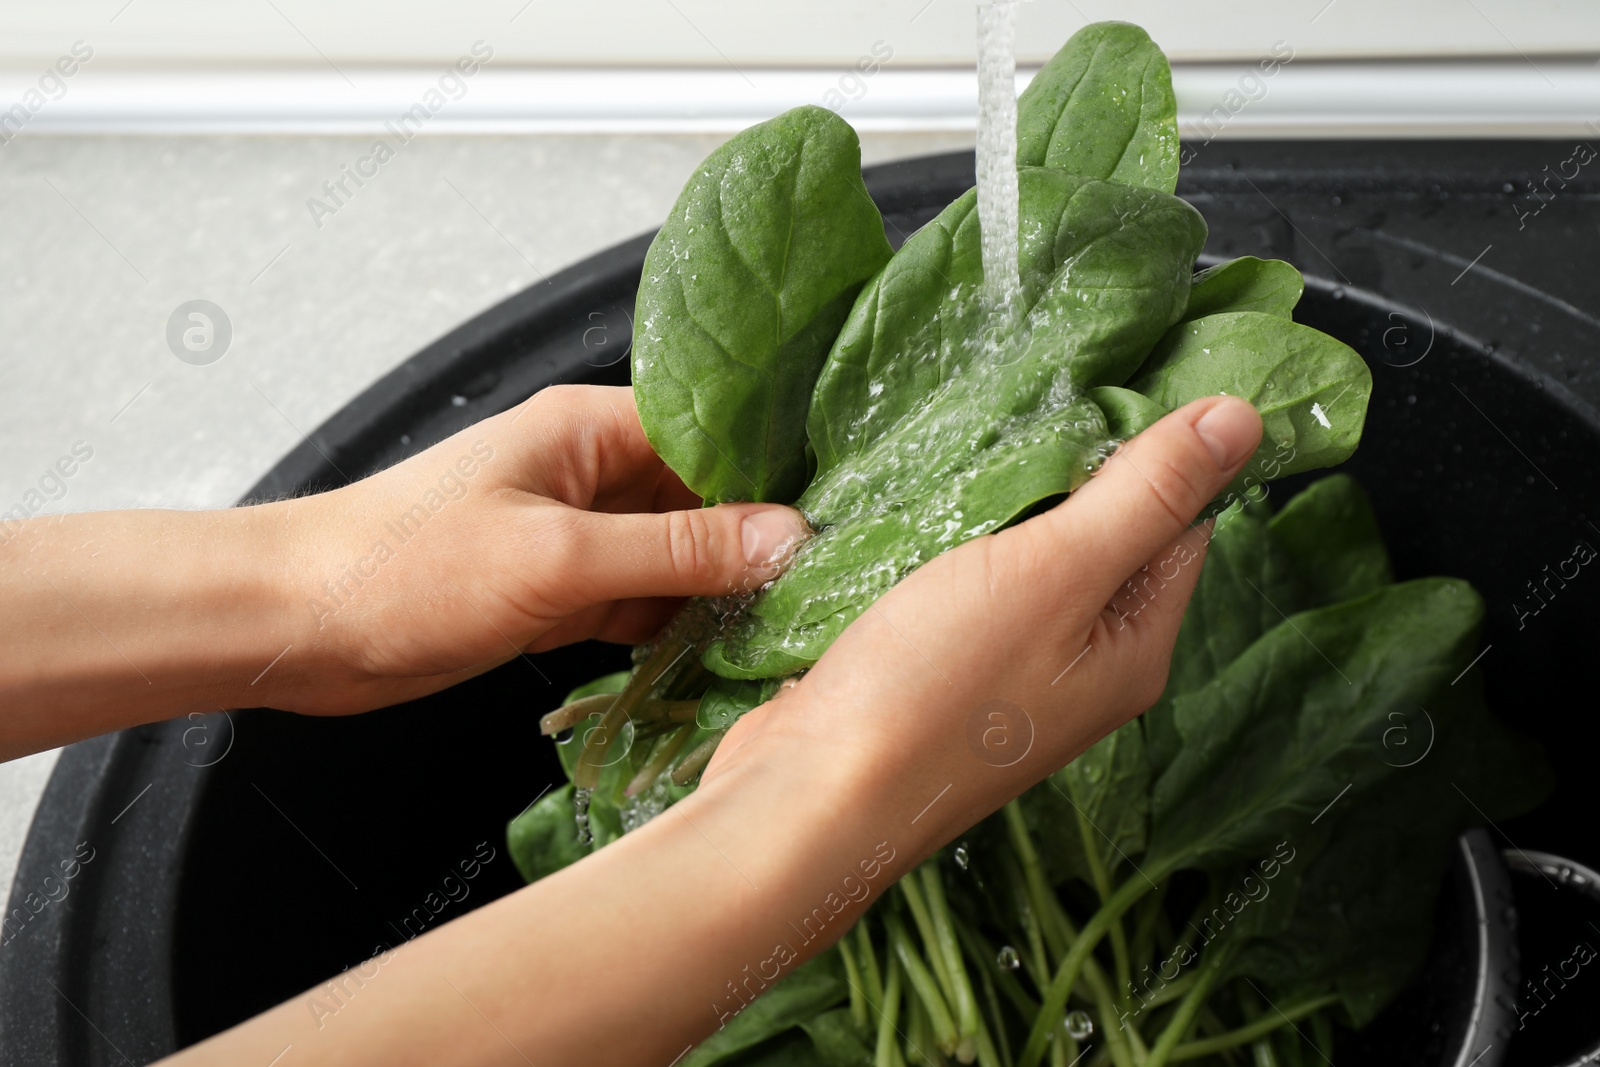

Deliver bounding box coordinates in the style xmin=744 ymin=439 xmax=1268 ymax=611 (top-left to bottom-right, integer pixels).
xmin=703 ymin=394 xmax=1264 ymax=868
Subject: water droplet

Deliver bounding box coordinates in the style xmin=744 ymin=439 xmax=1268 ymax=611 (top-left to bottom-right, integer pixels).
xmin=1064 ymin=1011 xmax=1094 ymax=1041
xmin=953 ymin=843 xmax=970 ymax=870
xmin=450 ymin=394 xmax=468 ymax=406
xmin=996 ymin=945 xmax=1021 ymax=971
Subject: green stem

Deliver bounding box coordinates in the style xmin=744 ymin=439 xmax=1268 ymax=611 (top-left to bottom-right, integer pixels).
xmin=623 ymin=724 xmax=696 ymax=797
xmin=953 ymin=915 xmax=1038 ymax=1021
xmin=1164 ymin=998 xmax=1337 ymax=1062
xmin=975 ymin=954 xmax=1016 ymax=1067
xmin=1072 ymin=805 xmax=1133 ymax=1010
xmin=1309 ymin=1010 xmax=1334 ymax=1063
xmin=669 ymin=728 xmax=727 ymax=786
xmin=574 ymin=632 xmax=690 ymax=788
xmin=840 ymin=937 xmax=869 ymax=1031
xmin=877 ymin=951 xmax=908 ymax=1067
xmin=1128 ymin=888 xmax=1167 ymax=995
xmin=898 ymin=877 xmax=959 ymax=1012
xmin=856 ymin=920 xmax=886 ymax=1008
xmin=1019 ymin=876 xmax=1157 ymax=1067
xmin=921 ymin=864 xmax=982 ymax=1048
xmin=538 ymin=691 xmax=617 ymax=735
xmin=1140 ymin=951 xmax=1232 ymax=1067
xmin=888 ymin=912 xmax=960 ymax=1058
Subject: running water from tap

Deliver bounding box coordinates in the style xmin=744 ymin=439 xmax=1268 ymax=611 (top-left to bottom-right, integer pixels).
xmin=975 ymin=0 xmax=1021 ymax=316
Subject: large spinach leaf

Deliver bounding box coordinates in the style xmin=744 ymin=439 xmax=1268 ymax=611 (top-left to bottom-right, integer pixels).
xmin=680 ymin=953 xmax=850 ymax=1067
xmin=1128 ymin=310 xmax=1372 ymax=486
xmin=633 ymin=105 xmax=892 ymax=503
xmin=1015 ymin=21 xmax=1179 ymax=193
xmin=807 ymin=170 xmax=1203 ymax=478
xmin=1145 ymin=578 xmax=1485 ymax=876
xmin=708 ymin=176 xmax=1207 ymax=679
xmin=1181 ymin=256 xmax=1303 ymax=321
xmin=1267 ymin=472 xmax=1392 ymax=606
xmin=1228 ymin=674 xmax=1551 ymax=1026
xmin=1020 ymin=718 xmax=1150 ymax=888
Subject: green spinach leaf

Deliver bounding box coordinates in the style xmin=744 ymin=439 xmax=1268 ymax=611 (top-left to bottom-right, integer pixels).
xmin=1089 ymin=385 xmax=1166 ymax=439
xmin=1182 ymin=257 xmax=1303 ymax=321
xmin=1016 ymin=21 xmax=1179 ymax=193
xmin=1266 ymin=473 xmax=1392 ymax=606
xmin=1021 ymin=719 xmax=1150 ymax=888
xmin=807 ymin=169 xmax=1204 ymax=478
xmin=507 ymin=783 xmax=587 ymax=884
xmin=680 ymin=953 xmax=849 ymax=1067
xmin=1128 ymin=310 xmax=1372 ymax=486
xmin=1146 ymin=578 xmax=1485 ymax=876
xmin=633 ymin=105 xmax=893 ymax=503
xmin=710 ymin=176 xmax=1206 ymax=678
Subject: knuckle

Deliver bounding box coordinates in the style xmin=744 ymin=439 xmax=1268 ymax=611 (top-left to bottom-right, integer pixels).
xmin=1133 ymin=450 xmax=1207 ymax=529
xmin=664 ymin=508 xmax=722 ymax=587
xmin=538 ymin=509 xmax=591 ymax=589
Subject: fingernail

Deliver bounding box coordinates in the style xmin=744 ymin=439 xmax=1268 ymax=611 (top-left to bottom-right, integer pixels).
xmin=1194 ymin=399 xmax=1260 ymax=471
xmin=742 ymin=508 xmax=809 ymax=581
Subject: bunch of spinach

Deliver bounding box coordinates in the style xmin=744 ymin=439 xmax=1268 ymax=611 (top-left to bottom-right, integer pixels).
xmin=506 ymin=20 xmax=1549 ymax=1067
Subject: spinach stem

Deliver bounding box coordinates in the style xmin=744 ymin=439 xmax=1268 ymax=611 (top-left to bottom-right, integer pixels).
xmin=856 ymin=920 xmax=886 ymax=1008
xmin=574 ymin=631 xmax=690 ymax=788
xmin=669 ymin=728 xmax=727 ymax=786
xmin=953 ymin=915 xmax=1039 ymax=1020
xmin=898 ymin=876 xmax=960 ymax=1016
xmin=974 ymin=950 xmax=1016 ymax=1067
xmin=920 ymin=864 xmax=983 ymax=1047
xmin=1164 ymin=998 xmax=1337 ymax=1062
xmin=1139 ymin=949 xmax=1233 ymax=1067
xmin=538 ymin=691 xmax=616 ymax=736
xmin=623 ymin=724 xmax=696 ymax=797
xmin=888 ymin=911 xmax=961 ymax=1058
xmin=1072 ymin=804 xmax=1134 ymax=1008
xmin=1309 ymin=1010 xmax=1334 ymax=1063
xmin=840 ymin=936 xmax=869 ymax=1031
xmin=1019 ymin=876 xmax=1158 ymax=1067
xmin=877 ymin=950 xmax=908 ymax=1067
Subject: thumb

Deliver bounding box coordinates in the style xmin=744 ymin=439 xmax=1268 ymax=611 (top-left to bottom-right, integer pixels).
xmin=554 ymin=503 xmax=809 ymax=606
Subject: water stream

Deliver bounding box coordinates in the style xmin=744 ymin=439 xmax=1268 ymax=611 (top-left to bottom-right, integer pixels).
xmin=975 ymin=0 xmax=1022 ymax=315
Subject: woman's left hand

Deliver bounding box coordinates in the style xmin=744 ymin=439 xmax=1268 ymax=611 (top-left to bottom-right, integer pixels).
xmin=272 ymin=384 xmax=808 ymax=713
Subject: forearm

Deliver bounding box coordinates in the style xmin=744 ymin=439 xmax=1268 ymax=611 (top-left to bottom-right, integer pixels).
xmin=0 ymin=505 xmax=312 ymax=756
xmin=162 ymin=748 xmax=909 ymax=1067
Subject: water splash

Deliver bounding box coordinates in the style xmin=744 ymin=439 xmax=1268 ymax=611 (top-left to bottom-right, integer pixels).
xmin=975 ymin=0 xmax=1021 ymax=313
xmin=573 ymin=786 xmax=593 ymax=846
xmin=953 ymin=842 xmax=971 ymax=870
xmin=996 ymin=945 xmax=1021 ymax=971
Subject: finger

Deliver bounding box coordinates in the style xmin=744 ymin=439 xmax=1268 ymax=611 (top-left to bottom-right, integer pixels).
xmin=547 ymin=502 xmax=809 ymax=607
xmin=1089 ymin=521 xmax=1215 ymax=706
xmin=1031 ymin=395 xmax=1259 ymax=608
xmin=495 ymin=385 xmax=666 ymax=508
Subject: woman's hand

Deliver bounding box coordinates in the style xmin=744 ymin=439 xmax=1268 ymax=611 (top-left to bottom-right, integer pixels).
xmin=158 ymin=394 xmax=1264 ymax=1067
xmin=0 ymin=384 xmax=805 ymax=753
xmin=704 ymin=394 xmax=1264 ymax=866
xmin=273 ymin=384 xmax=809 ymax=713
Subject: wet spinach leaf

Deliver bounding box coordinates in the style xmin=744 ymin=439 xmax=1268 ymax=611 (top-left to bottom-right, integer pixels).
xmin=1146 ymin=578 xmax=1485 ymax=876
xmin=1128 ymin=310 xmax=1372 ymax=488
xmin=1182 ymin=256 xmax=1303 ymax=321
xmin=507 ymin=784 xmax=587 ymax=884
xmin=633 ymin=105 xmax=893 ymax=504
xmin=710 ymin=175 xmax=1206 ymax=678
xmin=1015 ymin=21 xmax=1179 ymax=193
xmin=680 ymin=953 xmax=849 ymax=1067
xmin=1021 ymin=719 xmax=1150 ymax=888
xmin=807 ymin=170 xmax=1204 ymax=478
